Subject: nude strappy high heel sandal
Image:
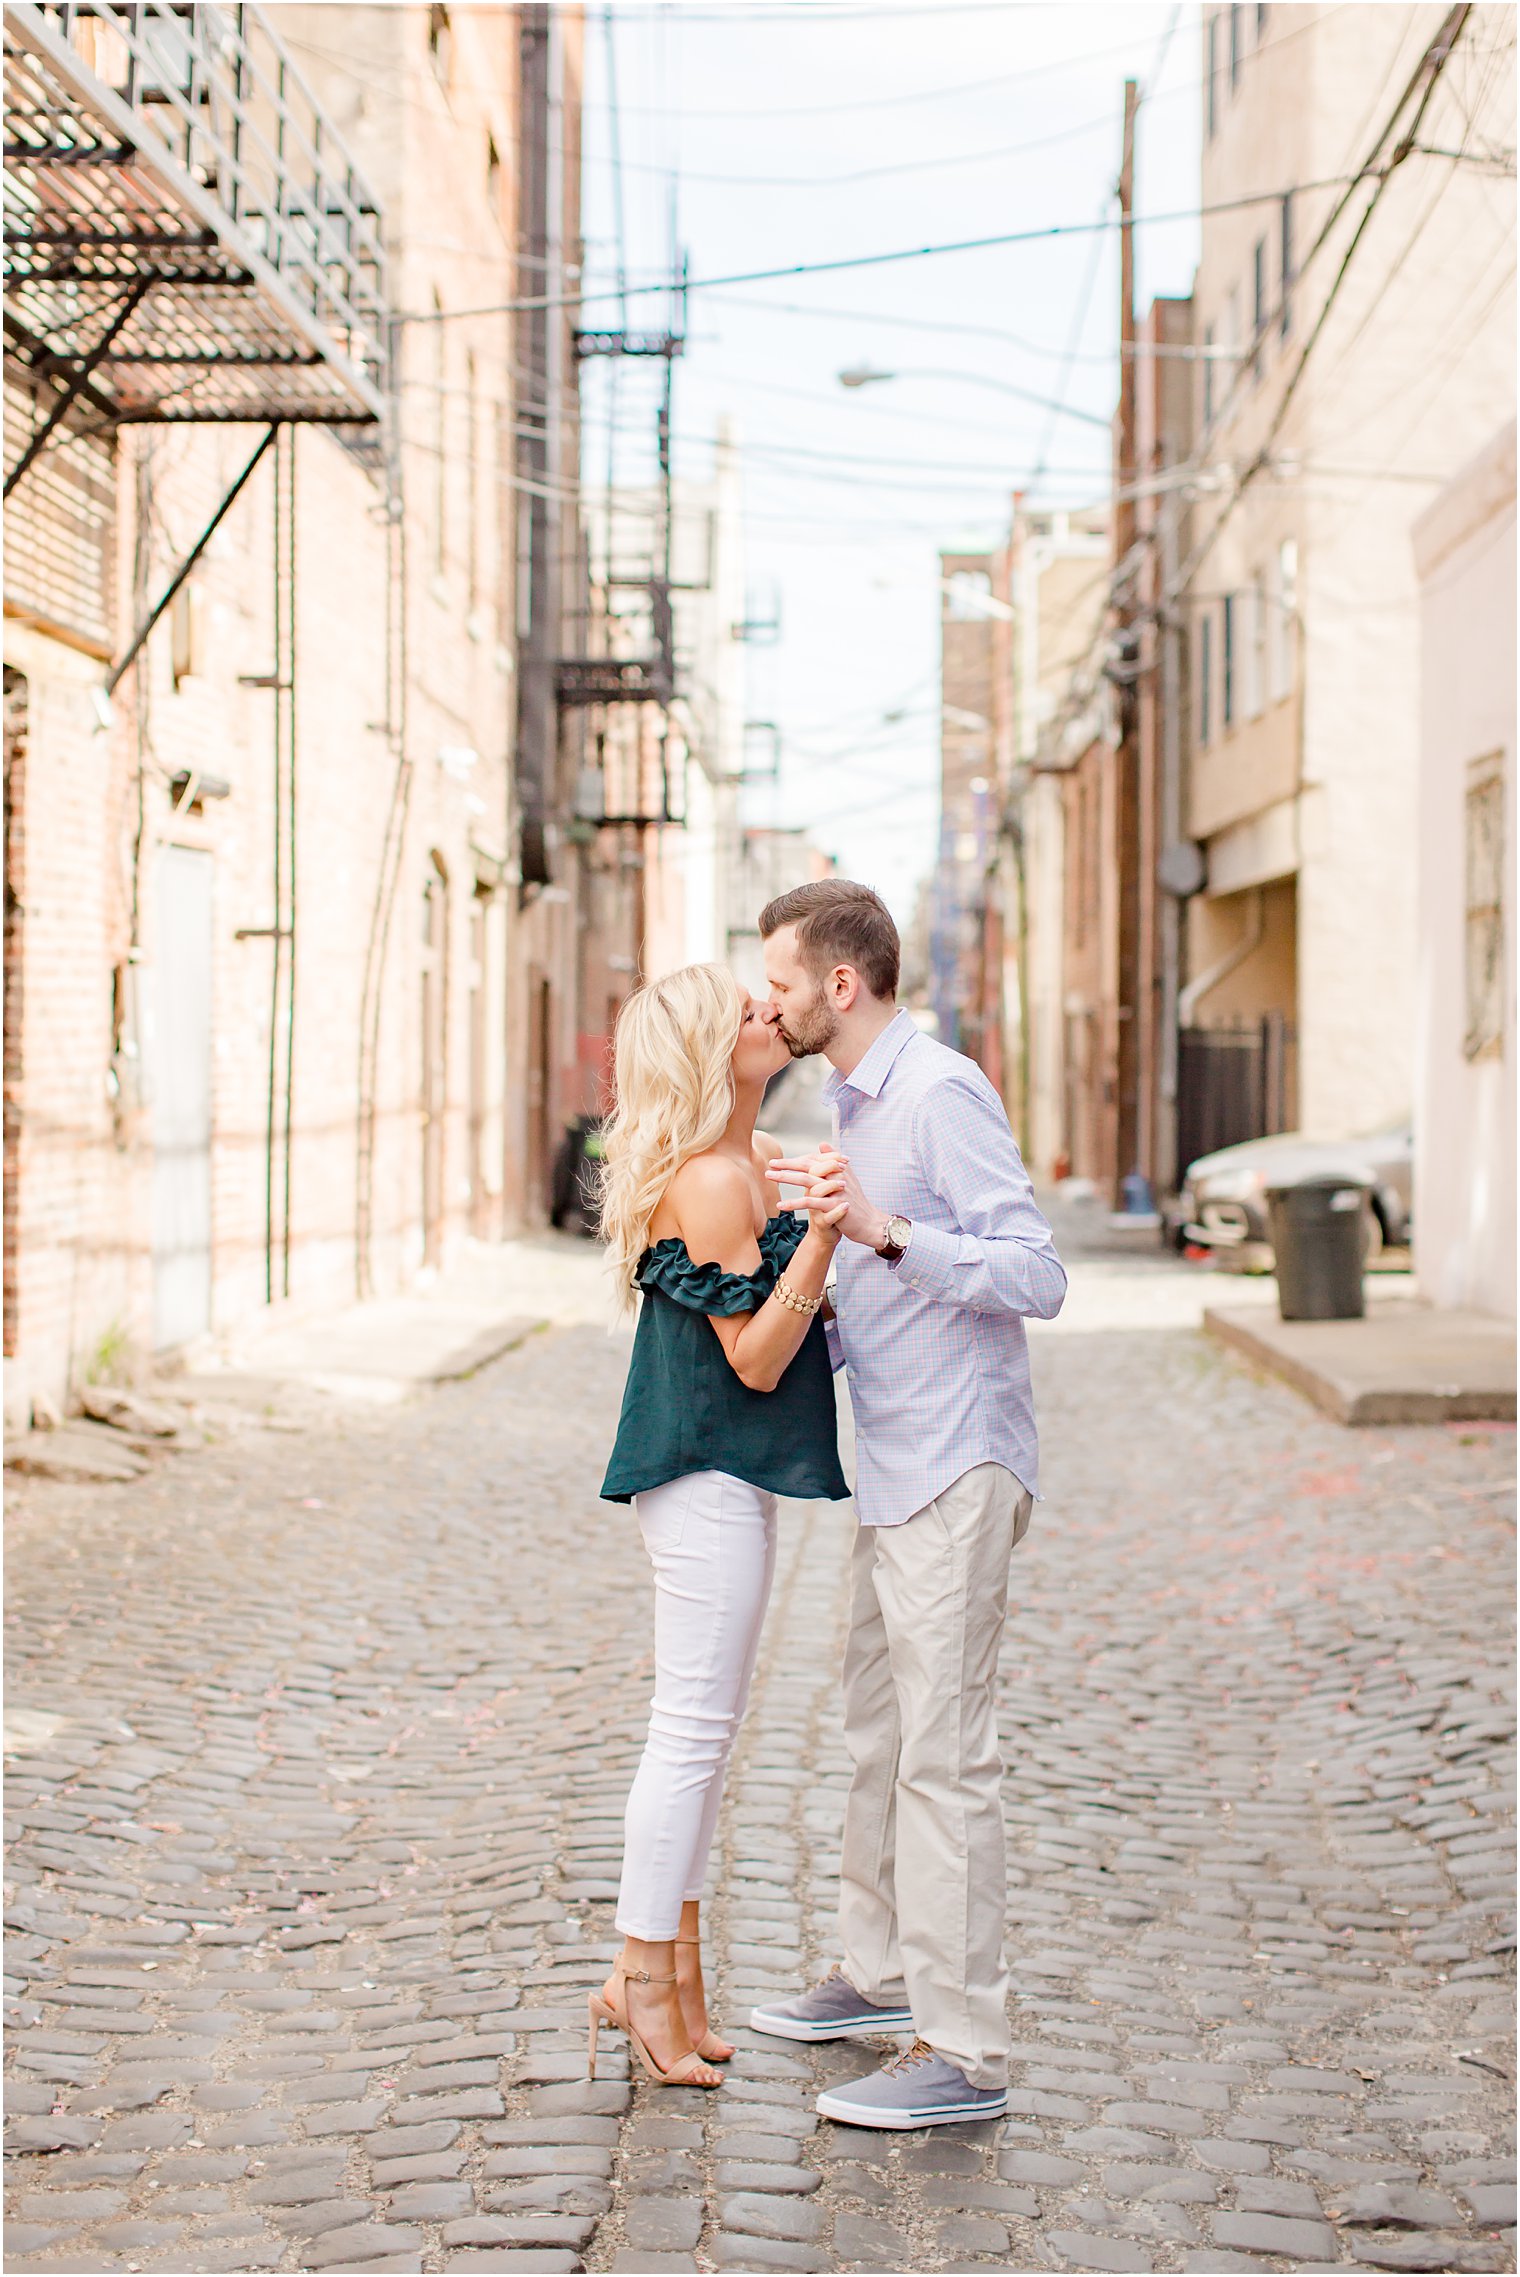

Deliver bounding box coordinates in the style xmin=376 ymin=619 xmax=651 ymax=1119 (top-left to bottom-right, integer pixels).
xmin=587 ymin=1965 xmax=723 ymax=2088
xmin=676 ymin=1935 xmax=734 ymax=2062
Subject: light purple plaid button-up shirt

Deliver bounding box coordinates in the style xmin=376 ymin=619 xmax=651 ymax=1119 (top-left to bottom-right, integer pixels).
xmin=822 ymin=1010 xmax=1066 ymax=1527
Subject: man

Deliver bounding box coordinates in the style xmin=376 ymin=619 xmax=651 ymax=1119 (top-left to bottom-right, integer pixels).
xmin=750 ymin=877 xmax=1066 ymax=2129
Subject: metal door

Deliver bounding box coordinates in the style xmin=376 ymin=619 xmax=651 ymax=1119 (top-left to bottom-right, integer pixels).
xmin=151 ymin=845 xmax=213 ymax=1348
xmin=1175 ymin=1012 xmax=1295 ymax=1176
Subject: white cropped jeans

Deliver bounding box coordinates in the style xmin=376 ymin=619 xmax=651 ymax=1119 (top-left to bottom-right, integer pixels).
xmin=615 ymin=1470 xmax=778 ymax=1940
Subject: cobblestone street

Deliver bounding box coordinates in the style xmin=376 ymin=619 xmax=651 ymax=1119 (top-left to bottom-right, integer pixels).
xmin=5 ymin=1236 xmax=1515 ymax=2277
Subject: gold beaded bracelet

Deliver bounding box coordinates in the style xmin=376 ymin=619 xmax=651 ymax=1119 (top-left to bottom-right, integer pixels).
xmin=773 ymin=1273 xmax=822 ymax=1317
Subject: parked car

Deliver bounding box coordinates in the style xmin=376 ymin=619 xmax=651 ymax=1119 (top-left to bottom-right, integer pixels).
xmin=1175 ymin=1124 xmax=1413 ymax=1265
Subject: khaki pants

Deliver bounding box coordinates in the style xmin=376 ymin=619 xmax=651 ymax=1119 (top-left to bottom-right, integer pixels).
xmin=838 ymin=1461 xmax=1032 ymax=2090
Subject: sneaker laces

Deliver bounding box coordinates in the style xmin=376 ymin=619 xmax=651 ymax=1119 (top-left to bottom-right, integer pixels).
xmin=883 ymin=2037 xmax=936 ymax=2074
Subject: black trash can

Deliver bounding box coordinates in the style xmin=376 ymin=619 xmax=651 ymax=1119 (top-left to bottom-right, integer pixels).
xmin=550 ymin=1115 xmax=605 ymax=1237
xmin=574 ymin=1119 xmax=607 ymax=1237
xmin=1266 ymin=1176 xmax=1370 ymax=1320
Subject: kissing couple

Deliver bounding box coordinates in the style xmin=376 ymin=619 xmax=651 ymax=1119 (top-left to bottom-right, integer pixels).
xmin=593 ymin=878 xmax=1066 ymax=2127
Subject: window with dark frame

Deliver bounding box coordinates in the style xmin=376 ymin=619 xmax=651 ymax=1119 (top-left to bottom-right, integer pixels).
xmin=1280 ymin=191 xmax=1294 ymax=336
xmin=1270 ymin=537 xmax=1297 ymax=703
xmin=466 ymin=348 xmax=479 ymax=613
xmin=1199 ymin=611 xmax=1214 ymax=747
xmin=1252 ymin=239 xmax=1266 ymax=379
xmin=428 ymin=4 xmax=452 ymax=82
xmin=1203 ymin=322 xmax=1216 ymax=424
xmin=1222 ymin=593 xmax=1236 ymax=727
xmin=1229 ymin=2 xmax=1242 ymax=85
xmin=432 ymin=289 xmax=446 ymax=576
xmin=1465 ymin=756 xmax=1506 ymax=1061
xmin=1206 ymin=14 xmax=1219 ymax=137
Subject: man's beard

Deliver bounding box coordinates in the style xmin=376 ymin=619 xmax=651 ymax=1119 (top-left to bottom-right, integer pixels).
xmin=778 ymin=985 xmax=840 ymax=1059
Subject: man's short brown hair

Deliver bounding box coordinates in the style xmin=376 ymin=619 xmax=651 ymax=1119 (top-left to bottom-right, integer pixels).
xmin=758 ymin=878 xmax=900 ymax=1001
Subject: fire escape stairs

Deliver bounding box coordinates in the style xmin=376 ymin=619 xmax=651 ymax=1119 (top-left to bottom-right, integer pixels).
xmin=4 ymin=2 xmax=394 ymax=501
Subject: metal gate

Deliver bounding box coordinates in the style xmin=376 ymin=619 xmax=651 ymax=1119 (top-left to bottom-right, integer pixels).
xmin=151 ymin=846 xmax=213 ymax=1349
xmin=1175 ymin=1012 xmax=1293 ymax=1176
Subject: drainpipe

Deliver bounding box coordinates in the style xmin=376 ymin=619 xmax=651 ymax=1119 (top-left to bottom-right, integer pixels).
xmin=1178 ymin=885 xmax=1265 ymax=1026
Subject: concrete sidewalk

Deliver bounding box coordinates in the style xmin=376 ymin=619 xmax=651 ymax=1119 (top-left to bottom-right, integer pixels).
xmin=189 ymin=1234 xmax=612 ymax=1406
xmin=188 ymin=1067 xmax=837 ymax=1412
xmin=1206 ymin=1293 xmax=1517 ymax=1424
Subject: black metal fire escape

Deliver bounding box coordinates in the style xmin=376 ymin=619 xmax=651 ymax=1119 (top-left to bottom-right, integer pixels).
xmin=4 ymin=3 xmax=389 ymax=449
xmin=4 ymin=1 xmax=394 ymax=1306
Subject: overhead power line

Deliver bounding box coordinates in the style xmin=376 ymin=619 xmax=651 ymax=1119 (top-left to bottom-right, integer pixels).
xmin=598 ymin=3 xmax=1341 ymax=118
xmin=402 ymin=178 xmax=1368 ymax=323
xmin=1165 ymin=1 xmax=1478 ymax=606
xmin=586 ymin=105 xmax=1120 ymax=191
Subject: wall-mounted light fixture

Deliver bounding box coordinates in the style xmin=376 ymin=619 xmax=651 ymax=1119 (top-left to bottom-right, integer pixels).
xmin=169 ymin=769 xmax=231 ymax=813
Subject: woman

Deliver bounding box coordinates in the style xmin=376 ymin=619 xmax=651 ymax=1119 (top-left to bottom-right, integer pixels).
xmin=594 ymin=965 xmax=850 ymax=2089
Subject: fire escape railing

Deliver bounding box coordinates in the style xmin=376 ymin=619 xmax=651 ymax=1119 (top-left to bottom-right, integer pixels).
xmin=4 ymin=0 xmax=391 ymax=461
xmin=3 ymin=3 xmax=396 ymax=1314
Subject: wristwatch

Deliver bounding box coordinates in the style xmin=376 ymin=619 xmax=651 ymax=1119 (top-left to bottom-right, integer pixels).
xmin=875 ymin=1213 xmax=911 ymax=1263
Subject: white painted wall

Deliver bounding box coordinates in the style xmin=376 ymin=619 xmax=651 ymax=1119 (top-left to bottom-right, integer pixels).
xmin=1189 ymin=4 xmax=1516 ymax=1139
xmin=1411 ymin=422 xmax=1516 ymax=1320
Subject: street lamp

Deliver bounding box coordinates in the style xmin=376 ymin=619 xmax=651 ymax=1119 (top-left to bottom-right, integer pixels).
xmin=837 ymin=362 xmax=1110 ymax=432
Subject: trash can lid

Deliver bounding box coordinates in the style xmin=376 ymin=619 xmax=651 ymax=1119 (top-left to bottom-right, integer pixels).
xmin=1264 ymin=1170 xmax=1373 ymax=1197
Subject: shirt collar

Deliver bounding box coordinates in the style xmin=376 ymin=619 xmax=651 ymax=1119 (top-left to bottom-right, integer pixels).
xmin=822 ymin=1008 xmax=918 ymax=1102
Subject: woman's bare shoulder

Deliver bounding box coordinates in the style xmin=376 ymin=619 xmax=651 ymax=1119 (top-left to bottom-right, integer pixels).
xmin=660 ymin=1151 xmax=762 ymax=1263
xmin=668 ymin=1150 xmax=752 ymax=1204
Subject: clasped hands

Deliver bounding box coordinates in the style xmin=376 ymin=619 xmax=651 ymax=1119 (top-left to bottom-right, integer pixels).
xmin=767 ymin=1143 xmax=890 ymax=1252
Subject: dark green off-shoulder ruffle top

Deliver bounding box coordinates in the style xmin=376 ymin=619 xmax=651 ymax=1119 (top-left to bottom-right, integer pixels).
xmin=601 ymin=1212 xmax=850 ymax=1505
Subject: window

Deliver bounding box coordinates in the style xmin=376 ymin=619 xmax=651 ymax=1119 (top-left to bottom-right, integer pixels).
xmin=1465 ymin=756 xmax=1505 ymax=1061
xmin=428 ymin=4 xmax=452 ymax=81
xmin=945 ymin=568 xmax=993 ymax=621
xmin=1279 ymin=191 xmax=1294 ymax=337
xmin=1224 ymin=285 xmax=1240 ymax=398
xmin=1269 ymin=537 xmax=1297 ymax=702
xmin=466 ymin=348 xmax=479 ymax=612
xmin=1229 ymin=3 xmax=1242 ymax=86
xmin=1252 ymin=239 xmax=1267 ymax=380
xmin=432 ymin=290 xmax=447 ymax=577
xmin=1206 ymin=13 xmax=1219 ymax=137
xmin=516 ymin=492 xmax=532 ymax=640
xmin=170 ymin=579 xmax=201 ymax=687
xmin=1249 ymin=568 xmax=1268 ymax=718
xmin=1203 ymin=323 xmax=1216 ymax=424
xmin=1222 ymin=592 xmax=1236 ymax=727
xmin=1199 ymin=610 xmax=1213 ymax=747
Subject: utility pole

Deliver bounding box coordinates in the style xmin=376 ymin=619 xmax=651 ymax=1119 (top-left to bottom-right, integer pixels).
xmin=1112 ymin=78 xmax=1142 ymax=1205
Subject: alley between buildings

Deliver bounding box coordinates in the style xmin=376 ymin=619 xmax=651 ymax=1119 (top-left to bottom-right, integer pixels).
xmin=5 ymin=1226 xmax=1515 ymax=2277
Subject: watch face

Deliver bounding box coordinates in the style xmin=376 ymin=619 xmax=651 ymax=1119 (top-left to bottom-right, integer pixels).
xmin=887 ymin=1216 xmax=910 ymax=1245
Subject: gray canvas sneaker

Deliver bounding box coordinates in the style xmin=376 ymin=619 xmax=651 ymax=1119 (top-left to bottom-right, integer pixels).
xmin=749 ymin=1967 xmax=914 ymax=2042
xmin=815 ymin=2038 xmax=1008 ymax=2128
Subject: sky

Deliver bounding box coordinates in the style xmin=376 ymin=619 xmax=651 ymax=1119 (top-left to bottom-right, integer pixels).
xmin=578 ymin=0 xmax=1204 ymax=924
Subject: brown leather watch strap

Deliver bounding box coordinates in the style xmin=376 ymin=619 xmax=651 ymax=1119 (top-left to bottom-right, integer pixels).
xmin=875 ymin=1216 xmax=909 ymax=1263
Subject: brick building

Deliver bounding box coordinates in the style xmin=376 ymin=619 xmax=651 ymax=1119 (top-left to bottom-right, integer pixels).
xmin=934 ymin=549 xmax=1014 ymax=1075
xmin=2 ymin=5 xmax=682 ymax=1419
xmin=1017 ymin=8 xmax=1514 ymax=1208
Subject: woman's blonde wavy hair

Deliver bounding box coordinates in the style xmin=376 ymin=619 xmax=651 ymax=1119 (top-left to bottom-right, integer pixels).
xmin=599 ymin=963 xmax=746 ymax=1313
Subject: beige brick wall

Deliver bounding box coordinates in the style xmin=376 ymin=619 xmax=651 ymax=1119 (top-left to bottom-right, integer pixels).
xmin=2 ymin=5 xmax=617 ymax=1417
